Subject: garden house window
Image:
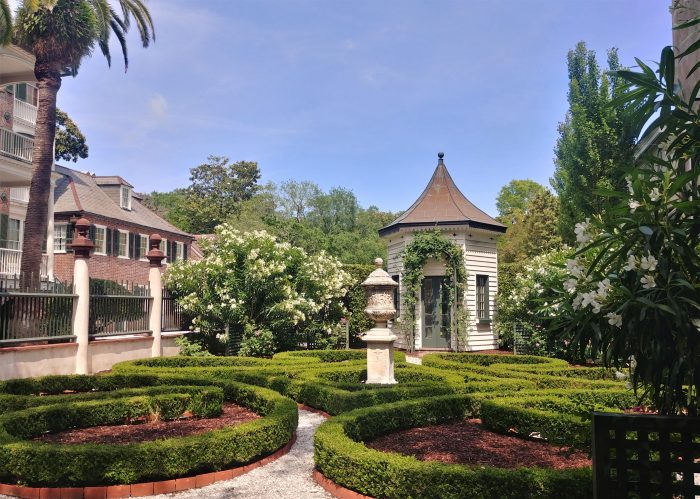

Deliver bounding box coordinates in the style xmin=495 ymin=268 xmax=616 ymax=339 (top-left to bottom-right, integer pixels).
xmin=476 ymin=274 xmax=490 ymax=320
xmin=392 ymin=275 xmax=400 ymax=316
xmin=54 ymin=224 xmax=68 ymax=252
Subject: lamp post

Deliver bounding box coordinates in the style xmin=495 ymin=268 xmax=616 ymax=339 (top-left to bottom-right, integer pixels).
xmin=361 ymin=258 xmax=398 ymax=384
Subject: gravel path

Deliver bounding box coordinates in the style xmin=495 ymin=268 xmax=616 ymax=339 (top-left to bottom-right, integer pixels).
xmin=150 ymin=409 xmax=332 ymax=499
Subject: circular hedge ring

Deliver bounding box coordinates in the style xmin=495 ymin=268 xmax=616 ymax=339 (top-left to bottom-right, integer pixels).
xmin=314 ymin=395 xmax=593 ymax=499
xmin=0 ymin=376 xmax=297 ymax=487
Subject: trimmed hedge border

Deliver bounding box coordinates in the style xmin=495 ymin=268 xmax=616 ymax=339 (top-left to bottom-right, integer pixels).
xmin=0 ymin=433 xmax=297 ymax=499
xmin=0 ymin=375 xmax=297 ymax=487
xmin=314 ymin=395 xmax=593 ymax=499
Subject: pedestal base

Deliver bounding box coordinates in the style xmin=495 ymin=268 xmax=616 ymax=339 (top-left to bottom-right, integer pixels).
xmin=362 ymin=328 xmax=397 ymax=384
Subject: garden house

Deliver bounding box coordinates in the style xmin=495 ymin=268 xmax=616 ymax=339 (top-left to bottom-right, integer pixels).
xmin=379 ymin=153 xmax=506 ymax=351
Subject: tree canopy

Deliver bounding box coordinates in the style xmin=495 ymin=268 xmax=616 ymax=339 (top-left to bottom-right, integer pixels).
xmin=550 ymin=42 xmax=635 ymax=243
xmin=495 ymin=179 xmax=547 ymax=225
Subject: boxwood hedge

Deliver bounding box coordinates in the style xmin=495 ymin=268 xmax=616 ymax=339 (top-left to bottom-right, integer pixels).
xmin=0 ymin=375 xmax=297 ymax=487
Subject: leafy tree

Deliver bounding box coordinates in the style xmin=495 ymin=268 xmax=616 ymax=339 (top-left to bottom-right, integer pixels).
xmin=0 ymin=0 xmax=155 ymax=279
xmin=310 ymin=187 xmax=358 ymax=233
xmin=277 ymin=180 xmax=321 ymax=222
xmin=495 ymin=179 xmax=547 ymax=225
xmin=141 ymin=188 xmax=192 ymax=231
xmin=186 ymin=155 xmax=260 ymax=233
xmin=54 ymin=108 xmax=88 ymax=162
xmin=550 ymin=42 xmax=635 ymax=244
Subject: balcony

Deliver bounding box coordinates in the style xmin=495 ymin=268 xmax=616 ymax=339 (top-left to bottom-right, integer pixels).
xmin=0 ymin=247 xmax=47 ymax=277
xmin=13 ymin=98 xmax=37 ymax=127
xmin=10 ymin=187 xmax=29 ymax=203
xmin=0 ymin=128 xmax=33 ymax=163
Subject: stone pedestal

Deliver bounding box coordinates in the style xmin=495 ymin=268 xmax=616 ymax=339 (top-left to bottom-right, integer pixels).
xmin=361 ymin=258 xmax=399 ymax=385
xmin=362 ymin=328 xmax=397 ymax=384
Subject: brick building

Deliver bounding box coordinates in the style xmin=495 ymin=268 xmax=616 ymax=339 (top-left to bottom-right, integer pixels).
xmin=52 ymin=165 xmax=193 ymax=285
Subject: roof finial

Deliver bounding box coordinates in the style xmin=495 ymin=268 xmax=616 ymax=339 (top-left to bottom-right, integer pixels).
xmin=437 ymin=151 xmax=444 ymax=165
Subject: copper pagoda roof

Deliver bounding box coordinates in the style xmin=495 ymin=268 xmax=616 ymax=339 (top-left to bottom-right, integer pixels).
xmin=379 ymin=153 xmax=506 ymax=236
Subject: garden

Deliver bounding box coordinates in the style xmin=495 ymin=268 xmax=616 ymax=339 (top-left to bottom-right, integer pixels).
xmin=0 ymin=350 xmax=637 ymax=498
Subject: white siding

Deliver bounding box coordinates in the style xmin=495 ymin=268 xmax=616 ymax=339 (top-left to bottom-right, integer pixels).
xmin=383 ymin=228 xmax=499 ymax=351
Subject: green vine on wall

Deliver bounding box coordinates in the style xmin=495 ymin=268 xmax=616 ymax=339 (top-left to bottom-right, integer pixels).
xmin=399 ymin=231 xmax=469 ymax=352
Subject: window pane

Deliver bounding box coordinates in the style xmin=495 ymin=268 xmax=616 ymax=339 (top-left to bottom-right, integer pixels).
xmin=54 ymin=224 xmax=67 ymax=251
xmin=140 ymin=236 xmax=148 ymax=257
xmin=94 ymin=227 xmax=106 ymax=253
xmin=118 ymin=232 xmax=128 ymax=257
xmin=7 ymin=219 xmax=20 ymax=250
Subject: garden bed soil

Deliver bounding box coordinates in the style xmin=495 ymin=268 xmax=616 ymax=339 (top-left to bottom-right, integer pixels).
xmin=367 ymin=419 xmax=590 ymax=469
xmin=35 ymin=403 xmax=260 ymax=445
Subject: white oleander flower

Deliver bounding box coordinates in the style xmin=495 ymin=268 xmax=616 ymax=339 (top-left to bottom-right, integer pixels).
xmin=623 ymin=254 xmax=637 ymax=272
xmin=605 ymin=312 xmax=622 ymax=328
xmin=641 ymin=274 xmax=656 ymax=289
xmin=564 ymin=278 xmax=578 ymax=293
xmin=649 ymin=187 xmax=661 ymax=202
xmin=640 ymin=255 xmax=658 ymax=272
xmin=574 ymin=219 xmax=592 ymax=245
xmin=626 ymin=176 xmax=634 ymax=195
xmin=629 ymin=199 xmax=641 ymax=212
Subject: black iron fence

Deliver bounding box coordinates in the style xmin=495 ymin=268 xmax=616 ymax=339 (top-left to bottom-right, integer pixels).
xmin=0 ymin=275 xmax=75 ymax=346
xmin=89 ymin=279 xmax=151 ymax=338
xmin=592 ymin=412 xmax=700 ymax=498
xmin=162 ymin=288 xmax=192 ymax=332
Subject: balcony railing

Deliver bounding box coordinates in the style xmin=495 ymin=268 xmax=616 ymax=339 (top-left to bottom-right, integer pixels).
xmin=10 ymin=187 xmax=29 ymax=203
xmin=0 ymin=248 xmax=48 ymax=277
xmin=0 ymin=128 xmax=33 ymax=163
xmin=13 ymin=98 xmax=37 ymax=127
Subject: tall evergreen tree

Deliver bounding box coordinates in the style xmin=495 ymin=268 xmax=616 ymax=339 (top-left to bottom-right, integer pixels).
xmin=550 ymin=42 xmax=635 ymax=243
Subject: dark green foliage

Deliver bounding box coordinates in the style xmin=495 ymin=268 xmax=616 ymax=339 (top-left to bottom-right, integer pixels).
xmin=54 ymin=109 xmax=88 ymax=162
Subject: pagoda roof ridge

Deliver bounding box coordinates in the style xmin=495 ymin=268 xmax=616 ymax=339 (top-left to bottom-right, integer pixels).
xmin=378 ymin=153 xmax=506 ymax=237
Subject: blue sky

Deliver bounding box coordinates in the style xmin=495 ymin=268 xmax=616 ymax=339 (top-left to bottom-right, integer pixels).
xmin=24 ymin=1 xmax=672 ymax=215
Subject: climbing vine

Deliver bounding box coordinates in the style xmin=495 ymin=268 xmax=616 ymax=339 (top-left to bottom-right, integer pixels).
xmin=398 ymin=231 xmax=469 ymax=352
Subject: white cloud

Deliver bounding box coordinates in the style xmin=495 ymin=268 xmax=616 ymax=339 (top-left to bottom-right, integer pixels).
xmin=148 ymin=93 xmax=168 ymax=120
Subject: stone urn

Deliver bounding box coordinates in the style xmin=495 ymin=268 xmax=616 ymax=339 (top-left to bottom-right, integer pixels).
xmin=361 ymin=258 xmax=398 ymax=384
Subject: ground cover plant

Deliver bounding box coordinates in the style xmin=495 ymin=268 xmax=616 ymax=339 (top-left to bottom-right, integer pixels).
xmin=0 ymin=350 xmax=640 ymax=495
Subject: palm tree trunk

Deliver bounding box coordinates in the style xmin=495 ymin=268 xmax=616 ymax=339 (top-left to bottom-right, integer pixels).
xmin=19 ymin=62 xmax=62 ymax=286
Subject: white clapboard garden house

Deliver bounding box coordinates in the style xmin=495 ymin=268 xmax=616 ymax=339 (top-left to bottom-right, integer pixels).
xmin=379 ymin=153 xmax=506 ymax=351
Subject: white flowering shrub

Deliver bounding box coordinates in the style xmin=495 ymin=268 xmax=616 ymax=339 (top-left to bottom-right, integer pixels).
xmin=495 ymin=248 xmax=573 ymax=357
xmin=550 ymin=162 xmax=700 ymax=415
xmin=165 ymin=226 xmax=351 ymax=356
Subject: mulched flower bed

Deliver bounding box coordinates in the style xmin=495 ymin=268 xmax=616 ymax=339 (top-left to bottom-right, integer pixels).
xmin=35 ymin=403 xmax=260 ymax=445
xmin=367 ymin=419 xmax=591 ymax=469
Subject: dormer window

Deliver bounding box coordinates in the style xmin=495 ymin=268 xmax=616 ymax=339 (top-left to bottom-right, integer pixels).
xmin=120 ymin=186 xmax=132 ymax=210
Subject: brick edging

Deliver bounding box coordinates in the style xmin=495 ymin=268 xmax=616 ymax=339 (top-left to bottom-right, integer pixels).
xmin=0 ymin=433 xmax=297 ymax=499
xmin=297 ymin=403 xmax=331 ymax=419
xmin=312 ymin=470 xmax=374 ymax=499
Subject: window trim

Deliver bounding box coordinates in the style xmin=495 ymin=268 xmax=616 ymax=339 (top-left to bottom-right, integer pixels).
xmin=54 ymin=223 xmax=68 ymax=253
xmin=93 ymin=225 xmax=107 ymax=255
xmin=117 ymin=229 xmax=129 ymax=259
xmin=139 ymin=233 xmax=149 ymax=261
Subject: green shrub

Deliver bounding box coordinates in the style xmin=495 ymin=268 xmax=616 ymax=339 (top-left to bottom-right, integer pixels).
xmin=314 ymin=396 xmax=593 ymax=499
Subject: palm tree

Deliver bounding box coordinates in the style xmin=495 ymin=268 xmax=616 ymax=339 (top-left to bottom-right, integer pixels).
xmin=0 ymin=0 xmax=154 ymax=281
